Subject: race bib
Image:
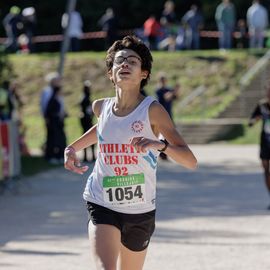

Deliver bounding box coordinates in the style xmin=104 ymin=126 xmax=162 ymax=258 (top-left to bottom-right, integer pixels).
xmin=103 ymin=173 xmax=146 ymax=206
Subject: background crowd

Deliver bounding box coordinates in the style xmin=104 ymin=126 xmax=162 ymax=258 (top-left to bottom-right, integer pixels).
xmin=0 ymin=0 xmax=270 ymax=163
xmin=1 ymin=0 xmax=270 ymax=53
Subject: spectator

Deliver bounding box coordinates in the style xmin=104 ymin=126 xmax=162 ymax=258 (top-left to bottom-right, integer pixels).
xmin=160 ymin=0 xmax=178 ymax=51
xmin=40 ymin=72 xmax=64 ymax=160
xmin=2 ymin=6 xmax=23 ymax=52
xmin=8 ymin=80 xmax=30 ymax=156
xmin=79 ymin=80 xmax=95 ymax=162
xmin=17 ymin=34 xmax=30 ymax=54
xmin=98 ymin=8 xmax=118 ymax=49
xmin=249 ymin=85 xmax=270 ymax=209
xmin=247 ymin=0 xmax=268 ymax=49
xmin=215 ymin=0 xmax=236 ymax=50
xmin=22 ymin=7 xmax=36 ymax=53
xmin=62 ymin=9 xmax=83 ymax=52
xmin=155 ymin=74 xmax=179 ymax=160
xmin=161 ymin=0 xmax=177 ymax=29
xmin=45 ymin=85 xmax=67 ymax=164
xmin=236 ymin=19 xmax=247 ymax=48
xmin=143 ymin=15 xmax=161 ymax=50
xmin=155 ymin=74 xmax=178 ymax=119
xmin=182 ymin=4 xmax=204 ymax=50
xmin=40 ymin=72 xmax=63 ymax=117
xmin=175 ymin=22 xmax=187 ymax=50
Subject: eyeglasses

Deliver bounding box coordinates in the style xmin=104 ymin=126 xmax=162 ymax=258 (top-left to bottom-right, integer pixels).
xmin=114 ymin=55 xmax=142 ymax=66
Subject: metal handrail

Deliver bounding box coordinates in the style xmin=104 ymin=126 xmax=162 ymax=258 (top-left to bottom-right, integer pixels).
xmin=239 ymin=49 xmax=270 ymax=87
xmin=178 ymin=85 xmax=206 ymax=109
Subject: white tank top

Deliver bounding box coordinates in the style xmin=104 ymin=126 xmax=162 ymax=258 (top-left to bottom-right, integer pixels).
xmin=83 ymin=96 xmax=159 ymax=214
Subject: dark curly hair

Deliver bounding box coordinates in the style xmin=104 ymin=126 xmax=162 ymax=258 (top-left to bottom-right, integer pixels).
xmin=106 ymin=35 xmax=153 ymax=89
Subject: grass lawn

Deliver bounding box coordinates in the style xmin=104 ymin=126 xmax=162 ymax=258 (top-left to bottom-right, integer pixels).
xmin=21 ymin=155 xmax=62 ymax=176
xmin=9 ymin=49 xmax=261 ymax=151
xmin=5 ymin=47 xmax=265 ymax=180
xmin=229 ymin=122 xmax=261 ymax=144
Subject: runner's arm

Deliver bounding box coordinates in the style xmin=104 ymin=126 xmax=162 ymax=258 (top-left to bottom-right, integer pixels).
xmin=64 ymin=99 xmax=104 ymax=174
xmin=131 ymin=102 xmax=197 ymax=169
xmin=66 ymin=98 xmax=104 ymax=152
xmin=248 ymin=104 xmax=261 ymax=127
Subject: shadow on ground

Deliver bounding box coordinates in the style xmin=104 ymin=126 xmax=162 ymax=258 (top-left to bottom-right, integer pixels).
xmin=0 ymin=160 xmax=267 ymax=251
xmin=0 ymin=167 xmax=89 ymax=249
xmin=156 ymin=161 xmax=267 ymax=220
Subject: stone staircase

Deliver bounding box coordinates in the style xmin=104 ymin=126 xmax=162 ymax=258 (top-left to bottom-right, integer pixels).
xmin=218 ymin=73 xmax=266 ymax=119
xmin=176 ymin=52 xmax=270 ymax=144
xmin=177 ymin=119 xmax=244 ymax=144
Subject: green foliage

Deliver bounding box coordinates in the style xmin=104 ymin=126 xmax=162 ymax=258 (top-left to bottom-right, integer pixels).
xmin=0 ymin=46 xmax=14 ymax=85
xmin=229 ymin=122 xmax=261 ymax=144
xmin=21 ymin=155 xmax=62 ymax=176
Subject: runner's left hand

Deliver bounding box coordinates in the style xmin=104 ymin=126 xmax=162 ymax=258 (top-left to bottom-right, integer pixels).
xmin=130 ymin=137 xmax=165 ymax=153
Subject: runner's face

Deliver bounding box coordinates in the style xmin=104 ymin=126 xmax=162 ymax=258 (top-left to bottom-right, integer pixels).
xmin=109 ymin=49 xmax=148 ymax=88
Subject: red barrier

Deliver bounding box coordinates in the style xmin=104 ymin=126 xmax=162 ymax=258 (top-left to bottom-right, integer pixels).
xmin=0 ymin=123 xmax=10 ymax=178
xmin=0 ymin=31 xmax=107 ymax=44
xmin=0 ymin=121 xmax=21 ymax=180
xmin=0 ymin=30 xmax=250 ymax=45
xmin=0 ymin=127 xmax=3 ymax=180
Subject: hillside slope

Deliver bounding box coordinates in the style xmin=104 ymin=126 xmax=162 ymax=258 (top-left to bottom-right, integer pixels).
xmin=9 ymin=50 xmax=260 ymax=148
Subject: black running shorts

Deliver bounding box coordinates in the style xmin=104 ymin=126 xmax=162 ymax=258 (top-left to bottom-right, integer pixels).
xmin=260 ymin=138 xmax=270 ymax=160
xmin=86 ymin=202 xmax=156 ymax=252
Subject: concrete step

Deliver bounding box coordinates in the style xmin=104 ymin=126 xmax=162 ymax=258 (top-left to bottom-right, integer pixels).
xmin=176 ymin=119 xmax=244 ymax=144
xmin=218 ymin=88 xmax=265 ymax=118
xmin=175 ymin=53 xmax=270 ymax=144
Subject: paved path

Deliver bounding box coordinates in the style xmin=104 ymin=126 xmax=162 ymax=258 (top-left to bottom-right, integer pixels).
xmin=1 ymin=145 xmax=270 ymax=270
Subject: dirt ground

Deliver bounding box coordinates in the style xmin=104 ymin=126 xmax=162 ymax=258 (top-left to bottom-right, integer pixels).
xmin=0 ymin=144 xmax=270 ymax=270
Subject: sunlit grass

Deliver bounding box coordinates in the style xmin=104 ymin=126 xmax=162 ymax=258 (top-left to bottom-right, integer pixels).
xmin=10 ymin=50 xmax=262 ymax=150
xmin=24 ymin=116 xmax=83 ymax=149
xmin=229 ymin=122 xmax=261 ymax=144
xmin=21 ymin=155 xmax=62 ymax=176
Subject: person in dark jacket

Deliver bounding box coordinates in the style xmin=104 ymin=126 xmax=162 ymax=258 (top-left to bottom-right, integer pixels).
xmin=79 ymin=80 xmax=95 ymax=162
xmin=45 ymin=86 xmax=67 ymax=164
xmin=2 ymin=6 xmax=22 ymax=52
xmin=155 ymin=74 xmax=179 ymax=160
xmin=182 ymin=5 xmax=204 ymax=50
xmin=249 ymin=86 xmax=270 ymax=209
xmin=155 ymin=74 xmax=178 ymax=119
xmin=98 ymin=8 xmax=118 ymax=49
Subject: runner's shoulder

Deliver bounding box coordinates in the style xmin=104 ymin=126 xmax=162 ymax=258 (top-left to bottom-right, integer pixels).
xmin=149 ymin=100 xmax=168 ymax=115
xmin=92 ymin=98 xmax=106 ymax=118
xmin=149 ymin=101 xmax=170 ymax=124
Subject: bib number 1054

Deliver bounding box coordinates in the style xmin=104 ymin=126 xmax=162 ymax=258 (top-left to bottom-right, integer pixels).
xmin=106 ymin=186 xmax=143 ymax=202
xmin=103 ymin=173 xmax=146 ymax=206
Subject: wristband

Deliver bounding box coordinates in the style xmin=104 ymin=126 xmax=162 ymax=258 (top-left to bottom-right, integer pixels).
xmin=158 ymin=139 xmax=169 ymax=152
